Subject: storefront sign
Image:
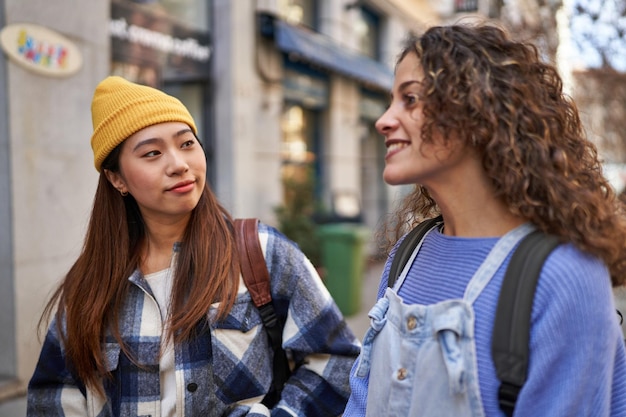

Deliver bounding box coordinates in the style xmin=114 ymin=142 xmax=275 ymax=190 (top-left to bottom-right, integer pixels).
xmin=110 ymin=1 xmax=211 ymax=82
xmin=0 ymin=23 xmax=82 ymax=77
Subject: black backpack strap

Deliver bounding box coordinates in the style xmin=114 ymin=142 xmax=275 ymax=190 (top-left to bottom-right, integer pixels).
xmin=234 ymin=218 xmax=291 ymax=408
xmin=492 ymin=230 xmax=560 ymax=416
xmin=388 ymin=215 xmax=443 ymax=288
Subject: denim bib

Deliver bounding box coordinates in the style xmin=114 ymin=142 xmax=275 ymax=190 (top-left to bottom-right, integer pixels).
xmin=356 ymin=222 xmax=534 ymax=417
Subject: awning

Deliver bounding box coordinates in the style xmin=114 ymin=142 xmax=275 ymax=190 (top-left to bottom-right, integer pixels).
xmin=261 ymin=14 xmax=393 ymax=91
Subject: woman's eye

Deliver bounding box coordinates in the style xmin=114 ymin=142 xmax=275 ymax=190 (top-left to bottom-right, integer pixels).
xmin=143 ymin=150 xmax=160 ymax=157
xmin=404 ymin=94 xmax=417 ymax=106
xmin=181 ymin=139 xmax=195 ymax=148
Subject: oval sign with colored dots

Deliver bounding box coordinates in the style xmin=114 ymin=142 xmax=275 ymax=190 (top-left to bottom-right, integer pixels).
xmin=0 ymin=23 xmax=82 ymax=77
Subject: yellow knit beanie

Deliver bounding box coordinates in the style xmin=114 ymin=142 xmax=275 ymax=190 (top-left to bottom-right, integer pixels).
xmin=90 ymin=76 xmax=197 ymax=172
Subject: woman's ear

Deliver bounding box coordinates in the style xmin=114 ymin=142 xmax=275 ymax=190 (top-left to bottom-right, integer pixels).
xmin=104 ymin=169 xmax=127 ymax=195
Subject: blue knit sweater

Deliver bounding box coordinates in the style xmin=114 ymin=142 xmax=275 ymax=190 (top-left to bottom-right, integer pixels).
xmin=345 ymin=226 xmax=626 ymax=416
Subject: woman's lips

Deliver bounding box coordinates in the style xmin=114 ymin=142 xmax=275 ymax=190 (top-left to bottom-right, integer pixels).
xmin=168 ymin=181 xmax=195 ymax=193
xmin=385 ymin=141 xmax=409 ymax=159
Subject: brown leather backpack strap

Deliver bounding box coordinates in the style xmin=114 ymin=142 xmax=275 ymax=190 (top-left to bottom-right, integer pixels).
xmin=234 ymin=218 xmax=272 ymax=307
xmin=234 ymin=218 xmax=290 ymax=408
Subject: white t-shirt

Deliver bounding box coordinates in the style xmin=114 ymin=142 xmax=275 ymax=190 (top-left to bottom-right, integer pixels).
xmin=144 ymin=267 xmax=177 ymax=417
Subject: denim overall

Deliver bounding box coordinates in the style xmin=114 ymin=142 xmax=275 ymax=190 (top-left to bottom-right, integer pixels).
xmin=355 ymin=222 xmax=534 ymax=417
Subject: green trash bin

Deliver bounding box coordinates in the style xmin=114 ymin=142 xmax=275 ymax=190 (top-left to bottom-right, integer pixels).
xmin=317 ymin=223 xmax=369 ymax=316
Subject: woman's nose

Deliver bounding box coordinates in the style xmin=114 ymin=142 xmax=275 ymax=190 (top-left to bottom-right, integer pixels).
xmin=375 ymin=107 xmax=398 ymax=135
xmin=167 ymin=151 xmax=189 ymax=175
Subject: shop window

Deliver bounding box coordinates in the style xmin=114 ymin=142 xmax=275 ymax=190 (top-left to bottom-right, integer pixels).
xmin=128 ymin=0 xmax=210 ymax=30
xmin=359 ymin=91 xmax=389 ymax=253
xmin=360 ymin=123 xmax=387 ymax=222
xmin=111 ymin=0 xmax=211 ymax=85
xmin=162 ymin=82 xmax=204 ymax=143
xmin=277 ymin=0 xmax=318 ymax=30
xmin=455 ymin=0 xmax=478 ymax=13
xmin=280 ymin=103 xmax=323 ymax=198
xmin=280 ymin=62 xmax=326 ymax=207
xmin=355 ymin=6 xmax=381 ymax=60
xmin=278 ymin=104 xmax=323 ymax=265
xmin=280 ymin=105 xmax=316 ymax=184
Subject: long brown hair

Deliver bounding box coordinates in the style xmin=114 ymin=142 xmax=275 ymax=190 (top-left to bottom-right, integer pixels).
xmin=39 ymin=143 xmax=240 ymax=395
xmin=382 ymin=23 xmax=626 ymax=285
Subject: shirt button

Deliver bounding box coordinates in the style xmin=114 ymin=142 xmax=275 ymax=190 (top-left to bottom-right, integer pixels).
xmin=407 ymin=316 xmax=417 ymax=330
xmin=187 ymin=382 xmax=198 ymax=392
xmin=397 ymin=368 xmax=407 ymax=380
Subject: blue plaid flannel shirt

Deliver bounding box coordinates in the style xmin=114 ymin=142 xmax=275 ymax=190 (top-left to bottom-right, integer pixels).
xmin=27 ymin=222 xmax=361 ymax=416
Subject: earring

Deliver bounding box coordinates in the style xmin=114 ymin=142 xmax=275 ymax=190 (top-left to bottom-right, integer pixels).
xmin=120 ymin=190 xmax=128 ymax=197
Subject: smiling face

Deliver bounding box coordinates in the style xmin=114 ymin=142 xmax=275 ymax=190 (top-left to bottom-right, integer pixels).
xmin=105 ymin=121 xmax=206 ymax=225
xmin=376 ymin=52 xmax=467 ymax=188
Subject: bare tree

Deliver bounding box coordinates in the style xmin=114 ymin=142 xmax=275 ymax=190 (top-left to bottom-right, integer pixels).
xmin=491 ymin=0 xmax=626 ymax=169
xmin=573 ymin=70 xmax=626 ymax=163
xmin=568 ymin=0 xmax=626 ymax=164
xmin=497 ymin=0 xmax=563 ymax=64
xmin=569 ymin=0 xmax=626 ymax=71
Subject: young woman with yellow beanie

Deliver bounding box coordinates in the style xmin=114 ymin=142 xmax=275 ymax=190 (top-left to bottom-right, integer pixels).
xmin=26 ymin=76 xmax=360 ymax=417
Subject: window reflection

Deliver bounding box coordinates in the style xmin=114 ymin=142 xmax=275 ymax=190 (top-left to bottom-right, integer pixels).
xmin=281 ymin=105 xmax=315 ymax=168
xmin=277 ymin=0 xmax=317 ymax=29
xmin=355 ymin=6 xmax=380 ymax=60
xmin=129 ymin=0 xmax=209 ymax=30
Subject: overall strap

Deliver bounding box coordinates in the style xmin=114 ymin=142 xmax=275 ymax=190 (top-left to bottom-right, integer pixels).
xmin=234 ymin=218 xmax=290 ymax=408
xmin=387 ymin=215 xmax=443 ymax=289
xmin=492 ymin=230 xmax=560 ymax=416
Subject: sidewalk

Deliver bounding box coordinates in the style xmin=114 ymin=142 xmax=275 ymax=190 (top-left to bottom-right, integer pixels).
xmin=0 ymin=397 xmax=25 ymax=417
xmin=0 ymin=381 xmax=26 ymax=417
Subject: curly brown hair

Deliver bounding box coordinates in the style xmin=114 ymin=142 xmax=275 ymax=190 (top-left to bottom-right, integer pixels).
xmin=383 ymin=23 xmax=626 ymax=286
